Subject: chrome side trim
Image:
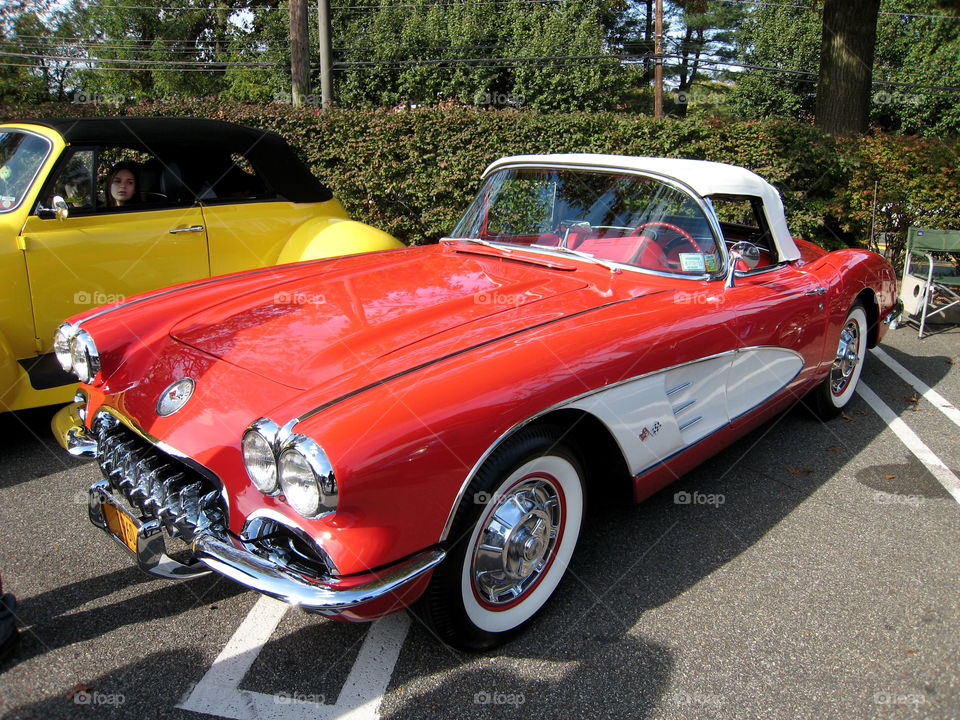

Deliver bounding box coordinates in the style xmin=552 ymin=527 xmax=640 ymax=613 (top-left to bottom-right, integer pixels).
xmin=671 ymin=399 xmax=697 ymax=415
xmin=439 ymin=345 xmax=804 ymax=541
xmin=191 ymin=535 xmax=445 ymax=612
xmin=665 ymin=381 xmax=691 ymax=397
xmin=677 ymin=415 xmax=703 ymax=432
xmin=294 ymin=290 xmax=672 ymax=425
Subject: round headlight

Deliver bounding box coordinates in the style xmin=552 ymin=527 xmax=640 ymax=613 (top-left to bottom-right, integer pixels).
xmin=278 ymin=435 xmax=337 ymax=518
xmin=69 ymin=330 xmax=100 ymax=383
xmin=54 ymin=323 xmax=76 ymax=372
xmin=242 ymin=427 xmax=278 ymax=494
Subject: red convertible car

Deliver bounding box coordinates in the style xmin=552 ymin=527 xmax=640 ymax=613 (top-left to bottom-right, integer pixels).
xmin=53 ymin=154 xmax=897 ymax=649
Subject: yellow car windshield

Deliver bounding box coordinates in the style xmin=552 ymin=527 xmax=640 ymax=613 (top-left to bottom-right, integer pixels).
xmin=0 ymin=130 xmax=51 ymax=213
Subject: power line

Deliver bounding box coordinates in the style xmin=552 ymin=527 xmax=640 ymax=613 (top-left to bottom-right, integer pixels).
xmin=0 ymin=49 xmax=271 ymax=66
xmin=729 ymin=0 xmax=960 ymax=21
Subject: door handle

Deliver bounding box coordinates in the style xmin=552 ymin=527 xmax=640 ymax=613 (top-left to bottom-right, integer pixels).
xmin=169 ymin=225 xmax=204 ymax=234
xmin=805 ymin=287 xmax=827 ymax=296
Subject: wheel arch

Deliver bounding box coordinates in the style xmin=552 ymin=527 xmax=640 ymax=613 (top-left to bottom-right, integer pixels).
xmin=854 ymin=287 xmax=880 ymax=348
xmin=441 ymin=406 xmax=633 ymax=542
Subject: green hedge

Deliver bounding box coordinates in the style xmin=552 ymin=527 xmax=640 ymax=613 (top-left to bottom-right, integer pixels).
xmin=4 ymin=99 xmax=958 ymax=267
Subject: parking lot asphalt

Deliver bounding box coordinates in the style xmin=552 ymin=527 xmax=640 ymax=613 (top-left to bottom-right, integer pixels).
xmin=0 ymin=321 xmax=957 ymax=720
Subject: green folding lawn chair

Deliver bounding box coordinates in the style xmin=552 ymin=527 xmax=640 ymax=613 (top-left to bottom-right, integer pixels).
xmin=898 ymin=227 xmax=960 ymax=338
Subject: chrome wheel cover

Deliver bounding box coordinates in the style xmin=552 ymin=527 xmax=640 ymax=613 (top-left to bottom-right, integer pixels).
xmin=831 ymin=316 xmax=862 ymax=397
xmin=471 ymin=478 xmax=562 ymax=607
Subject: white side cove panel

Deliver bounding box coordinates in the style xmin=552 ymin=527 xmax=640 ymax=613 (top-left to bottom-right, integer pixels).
xmin=566 ymin=347 xmax=803 ymax=476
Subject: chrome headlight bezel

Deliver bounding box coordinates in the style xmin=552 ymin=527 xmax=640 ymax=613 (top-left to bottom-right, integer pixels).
xmin=241 ymin=418 xmax=281 ymax=495
xmin=278 ymin=434 xmax=338 ymax=519
xmin=59 ymin=328 xmax=100 ymax=383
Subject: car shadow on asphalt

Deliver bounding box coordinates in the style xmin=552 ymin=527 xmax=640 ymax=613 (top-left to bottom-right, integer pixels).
xmin=0 ymin=406 xmax=89 ymax=488
xmin=11 ymin=567 xmax=246 ymax=666
xmin=4 ymin=648 xmax=208 ymax=720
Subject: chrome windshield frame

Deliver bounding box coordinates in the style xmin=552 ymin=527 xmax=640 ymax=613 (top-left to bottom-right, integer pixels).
xmin=448 ymin=162 xmax=730 ymax=282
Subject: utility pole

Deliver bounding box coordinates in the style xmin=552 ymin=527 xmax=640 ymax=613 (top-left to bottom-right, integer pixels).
xmin=654 ymin=0 xmax=663 ymax=118
xmin=289 ymin=0 xmax=310 ymax=106
xmin=318 ymin=0 xmax=333 ymax=109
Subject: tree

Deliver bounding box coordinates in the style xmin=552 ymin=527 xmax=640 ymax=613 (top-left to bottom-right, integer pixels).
xmin=662 ymin=0 xmax=743 ymax=116
xmin=814 ymin=0 xmax=882 ymax=135
xmin=0 ymin=10 xmax=58 ymax=104
xmin=331 ymin=0 xmax=628 ymax=110
xmin=872 ymin=1 xmax=960 ymax=134
xmin=726 ymin=2 xmax=821 ymax=121
xmin=71 ymin=0 xmax=252 ymax=101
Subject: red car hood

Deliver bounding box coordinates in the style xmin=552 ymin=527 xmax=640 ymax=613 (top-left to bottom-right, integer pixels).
xmin=170 ymin=248 xmax=597 ymax=390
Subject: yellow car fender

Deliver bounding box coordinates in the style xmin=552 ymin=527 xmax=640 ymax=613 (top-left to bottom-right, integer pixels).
xmin=276 ymin=216 xmax=405 ymax=265
xmin=0 ymin=330 xmax=19 ymax=407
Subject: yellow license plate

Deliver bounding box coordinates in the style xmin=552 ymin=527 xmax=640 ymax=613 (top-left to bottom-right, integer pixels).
xmin=102 ymin=502 xmax=138 ymax=555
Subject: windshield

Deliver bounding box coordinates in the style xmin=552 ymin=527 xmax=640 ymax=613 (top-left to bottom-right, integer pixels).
xmin=0 ymin=130 xmax=52 ymax=213
xmin=451 ymin=167 xmax=723 ymax=276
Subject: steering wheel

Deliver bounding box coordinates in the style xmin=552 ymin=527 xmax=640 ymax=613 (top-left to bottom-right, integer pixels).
xmin=630 ymin=221 xmax=699 ymax=268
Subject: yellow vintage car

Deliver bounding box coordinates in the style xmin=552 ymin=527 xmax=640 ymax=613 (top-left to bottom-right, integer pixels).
xmin=0 ymin=117 xmax=403 ymax=412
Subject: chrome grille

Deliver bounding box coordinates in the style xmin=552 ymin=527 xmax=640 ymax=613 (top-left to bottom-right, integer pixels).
xmin=93 ymin=414 xmax=226 ymax=542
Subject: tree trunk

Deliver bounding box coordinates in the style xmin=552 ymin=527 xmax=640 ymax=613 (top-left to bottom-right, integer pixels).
xmin=289 ymin=0 xmax=310 ymax=106
xmin=814 ymin=0 xmax=881 ymax=136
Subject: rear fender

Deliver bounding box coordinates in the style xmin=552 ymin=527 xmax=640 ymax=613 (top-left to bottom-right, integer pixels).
xmin=0 ymin=330 xmax=20 ymax=406
xmin=277 ymin=217 xmax=404 ymax=264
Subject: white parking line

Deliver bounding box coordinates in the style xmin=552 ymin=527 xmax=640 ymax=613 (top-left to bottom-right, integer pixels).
xmin=857 ymin=381 xmax=960 ymax=506
xmin=178 ymin=596 xmax=410 ymax=720
xmin=871 ymin=347 xmax=960 ymax=429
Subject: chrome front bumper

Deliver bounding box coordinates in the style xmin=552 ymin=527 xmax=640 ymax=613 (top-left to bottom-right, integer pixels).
xmin=192 ymin=535 xmax=445 ymax=612
xmin=58 ymin=402 xmax=446 ymax=613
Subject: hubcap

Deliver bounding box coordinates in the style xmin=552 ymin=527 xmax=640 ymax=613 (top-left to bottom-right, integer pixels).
xmin=831 ymin=318 xmax=861 ymax=396
xmin=471 ymin=478 xmax=562 ymax=606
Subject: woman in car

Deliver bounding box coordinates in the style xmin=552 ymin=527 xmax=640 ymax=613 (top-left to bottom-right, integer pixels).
xmin=105 ymin=161 xmax=139 ymax=207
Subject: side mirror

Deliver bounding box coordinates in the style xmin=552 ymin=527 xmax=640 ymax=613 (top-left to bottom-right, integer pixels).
xmin=37 ymin=195 xmax=70 ymax=221
xmin=725 ymin=242 xmax=761 ymax=288
xmin=52 ymin=195 xmax=69 ymax=221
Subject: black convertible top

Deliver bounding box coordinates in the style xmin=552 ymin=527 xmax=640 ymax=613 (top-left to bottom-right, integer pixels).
xmin=16 ymin=117 xmax=332 ymax=203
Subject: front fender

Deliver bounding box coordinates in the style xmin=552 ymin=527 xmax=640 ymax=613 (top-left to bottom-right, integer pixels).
xmin=277 ymin=216 xmax=405 ymax=264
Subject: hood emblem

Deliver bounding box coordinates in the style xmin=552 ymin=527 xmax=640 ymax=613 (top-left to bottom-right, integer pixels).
xmin=156 ymin=378 xmax=195 ymax=416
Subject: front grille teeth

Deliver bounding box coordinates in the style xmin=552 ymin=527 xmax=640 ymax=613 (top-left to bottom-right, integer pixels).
xmin=91 ymin=415 xmax=225 ymax=542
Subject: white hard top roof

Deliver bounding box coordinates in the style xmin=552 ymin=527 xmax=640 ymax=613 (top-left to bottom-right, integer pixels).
xmin=484 ymin=154 xmax=800 ymax=262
